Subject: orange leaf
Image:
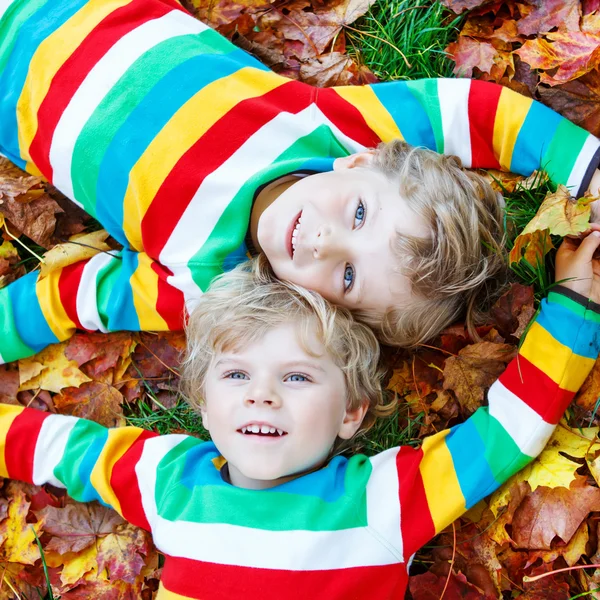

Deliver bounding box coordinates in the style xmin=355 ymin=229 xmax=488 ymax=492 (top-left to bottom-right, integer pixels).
xmin=446 ymin=36 xmax=498 ymax=77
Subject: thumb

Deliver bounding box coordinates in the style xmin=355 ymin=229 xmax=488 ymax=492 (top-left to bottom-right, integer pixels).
xmin=575 ymin=230 xmax=600 ymax=262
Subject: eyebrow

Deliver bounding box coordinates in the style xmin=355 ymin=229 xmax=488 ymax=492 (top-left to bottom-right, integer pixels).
xmin=280 ymin=360 xmax=327 ymax=373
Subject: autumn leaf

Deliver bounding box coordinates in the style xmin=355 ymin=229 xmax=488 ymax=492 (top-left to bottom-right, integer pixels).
xmin=490 ymin=282 xmax=535 ymax=340
xmin=446 ymin=36 xmax=498 ymax=77
xmin=527 ymin=519 xmax=590 ymax=567
xmin=516 ymin=0 xmax=581 ymax=36
xmin=409 ymin=570 xmax=496 ymax=600
xmin=53 ymin=382 xmax=125 ymax=428
xmin=439 ymin=0 xmax=490 ymax=13
xmin=96 ymin=523 xmax=151 ymax=583
xmin=574 ymin=357 xmax=600 ymax=412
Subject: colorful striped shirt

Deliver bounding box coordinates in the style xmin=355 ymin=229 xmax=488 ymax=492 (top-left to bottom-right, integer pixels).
xmin=0 ymin=286 xmax=599 ymax=599
xmin=1 ymin=0 xmax=600 ymax=364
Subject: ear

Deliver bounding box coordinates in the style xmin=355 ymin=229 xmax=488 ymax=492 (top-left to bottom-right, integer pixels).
xmin=199 ymin=403 xmax=210 ymax=431
xmin=337 ymin=399 xmax=369 ymax=440
xmin=333 ymin=150 xmax=376 ymax=171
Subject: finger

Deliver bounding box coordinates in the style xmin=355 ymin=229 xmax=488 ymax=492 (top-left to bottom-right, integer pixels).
xmin=568 ymin=223 xmax=600 ymax=239
xmin=574 ymin=230 xmax=600 ymax=262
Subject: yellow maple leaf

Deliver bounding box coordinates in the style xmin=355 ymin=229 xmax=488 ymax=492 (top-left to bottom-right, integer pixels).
xmin=509 ymin=185 xmax=592 ymax=266
xmin=490 ymin=422 xmax=600 ymax=517
xmin=39 ymin=229 xmax=112 ymax=279
xmin=45 ymin=545 xmax=99 ymax=586
xmin=19 ymin=342 xmax=91 ymax=393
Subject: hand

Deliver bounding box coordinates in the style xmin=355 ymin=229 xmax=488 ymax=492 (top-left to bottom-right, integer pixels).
xmin=555 ymin=224 xmax=600 ymax=303
xmin=587 ymin=168 xmax=600 ymax=224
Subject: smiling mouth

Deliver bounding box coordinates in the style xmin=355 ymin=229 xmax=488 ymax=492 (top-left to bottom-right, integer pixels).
xmin=287 ymin=211 xmax=302 ymax=259
xmin=238 ymin=424 xmax=287 ymax=437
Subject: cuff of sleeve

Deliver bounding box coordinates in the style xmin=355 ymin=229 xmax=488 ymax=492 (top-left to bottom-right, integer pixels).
xmin=576 ymin=144 xmax=600 ymax=198
xmin=549 ymin=285 xmax=600 ymax=317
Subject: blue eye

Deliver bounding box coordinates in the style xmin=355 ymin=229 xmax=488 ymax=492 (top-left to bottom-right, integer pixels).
xmin=343 ymin=264 xmax=354 ymax=292
xmin=287 ymin=373 xmax=308 ymax=382
xmin=226 ymin=371 xmax=248 ymax=380
xmin=354 ymin=201 xmax=365 ymax=228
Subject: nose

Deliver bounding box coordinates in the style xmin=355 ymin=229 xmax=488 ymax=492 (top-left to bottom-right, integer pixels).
xmin=243 ymin=376 xmax=282 ymax=408
xmin=313 ymin=224 xmax=345 ymax=260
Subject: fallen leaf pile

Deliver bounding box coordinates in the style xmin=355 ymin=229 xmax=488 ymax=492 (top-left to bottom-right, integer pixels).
xmin=1 ymin=1 xmax=600 ymax=598
xmin=443 ymin=0 xmax=600 ymax=136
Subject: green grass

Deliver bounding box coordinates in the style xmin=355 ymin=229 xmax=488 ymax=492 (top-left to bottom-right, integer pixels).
xmin=347 ymin=0 xmax=464 ymax=81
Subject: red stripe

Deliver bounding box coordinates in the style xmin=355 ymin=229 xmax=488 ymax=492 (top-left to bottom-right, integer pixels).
xmin=6 ymin=409 xmax=52 ymax=483
xmin=499 ymin=355 xmax=574 ymax=424
xmin=316 ymin=88 xmax=381 ymax=149
xmin=150 ymin=262 xmax=185 ymax=330
xmin=467 ymin=79 xmax=502 ymax=170
xmin=28 ymin=0 xmax=185 ymax=180
xmin=110 ymin=428 xmax=157 ymax=531
xmin=58 ymin=260 xmax=90 ymax=331
xmin=160 ymin=555 xmax=408 ymax=600
xmin=397 ymin=445 xmax=435 ymax=558
xmin=141 ymin=80 xmax=315 ymax=258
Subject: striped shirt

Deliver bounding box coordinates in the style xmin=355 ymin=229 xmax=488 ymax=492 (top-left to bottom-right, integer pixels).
xmin=1 ymin=0 xmax=600 ymax=364
xmin=0 ymin=287 xmax=599 ymax=599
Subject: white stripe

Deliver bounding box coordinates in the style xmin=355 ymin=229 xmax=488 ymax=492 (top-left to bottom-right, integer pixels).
xmin=136 ymin=434 xmax=190 ymax=531
xmin=437 ymin=78 xmax=472 ymax=166
xmin=0 ymin=350 xmax=5 ymax=365
xmin=0 ymin=0 xmax=14 ymax=21
xmin=49 ymin=10 xmax=207 ymax=204
xmin=366 ymin=448 xmax=404 ymax=562
xmin=566 ymin=134 xmax=600 ymax=194
xmin=76 ymin=252 xmax=114 ymax=332
xmin=161 ymin=104 xmax=366 ymax=303
xmin=33 ymin=414 xmax=79 ymax=487
xmin=488 ymin=380 xmax=555 ymax=457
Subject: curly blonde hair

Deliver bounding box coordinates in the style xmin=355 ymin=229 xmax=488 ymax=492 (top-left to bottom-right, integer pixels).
xmin=180 ymin=256 xmax=396 ymax=448
xmin=355 ymin=140 xmax=507 ymax=347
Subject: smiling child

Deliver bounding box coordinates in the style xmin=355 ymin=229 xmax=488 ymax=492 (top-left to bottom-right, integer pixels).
xmin=1 ymin=0 xmax=600 ymax=361
xmin=1 ymin=231 xmax=600 ymax=599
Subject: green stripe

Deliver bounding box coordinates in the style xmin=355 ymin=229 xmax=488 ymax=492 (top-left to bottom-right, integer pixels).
xmin=71 ymin=29 xmax=232 ymax=216
xmin=0 ymin=285 xmax=35 ymax=362
xmin=96 ymin=255 xmax=123 ymax=329
xmin=189 ymin=126 xmax=345 ymax=291
xmin=548 ymin=290 xmax=587 ymax=318
xmin=407 ymin=79 xmax=444 ymax=153
xmin=544 ymin=119 xmax=588 ymax=188
xmin=0 ymin=0 xmax=50 ymax=78
xmin=471 ymin=410 xmax=530 ymax=481
xmin=158 ymin=450 xmax=370 ymax=531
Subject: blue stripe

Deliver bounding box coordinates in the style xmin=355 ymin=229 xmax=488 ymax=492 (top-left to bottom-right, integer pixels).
xmin=510 ymin=101 xmax=562 ymax=176
xmin=7 ymin=270 xmax=60 ymax=351
xmin=77 ymin=429 xmax=110 ymax=505
xmin=369 ymin=80 xmax=436 ymax=151
xmin=0 ymin=0 xmax=87 ymax=165
xmin=537 ymin=298 xmax=599 ymax=359
xmin=101 ymin=249 xmax=140 ymax=331
xmin=446 ymin=418 xmax=498 ymax=509
xmin=95 ymin=52 xmax=265 ymax=248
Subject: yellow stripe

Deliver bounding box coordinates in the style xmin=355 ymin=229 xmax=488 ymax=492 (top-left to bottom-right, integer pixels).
xmin=0 ymin=406 xmax=25 ymax=477
xmin=25 ymin=161 xmax=42 ymax=177
xmin=16 ymin=0 xmax=134 ymax=160
xmin=156 ymin=587 xmax=195 ymax=600
xmin=37 ymin=270 xmax=77 ymax=341
xmin=89 ymin=427 xmax=145 ymax=516
xmin=419 ymin=429 xmax=465 ymax=533
xmin=520 ymin=321 xmax=596 ymax=393
xmin=334 ymin=85 xmax=402 ymax=143
xmin=122 ymin=67 xmax=285 ymax=251
xmin=492 ymin=87 xmax=532 ymax=171
xmin=131 ymin=253 xmax=168 ymax=330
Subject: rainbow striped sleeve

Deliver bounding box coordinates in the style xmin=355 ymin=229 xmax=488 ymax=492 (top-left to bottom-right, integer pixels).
xmin=328 ymin=78 xmax=600 ymax=197
xmin=393 ymin=286 xmax=600 ymax=558
xmin=0 ymin=404 xmax=173 ymax=531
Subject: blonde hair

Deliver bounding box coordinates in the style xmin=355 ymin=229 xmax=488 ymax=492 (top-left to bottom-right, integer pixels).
xmin=355 ymin=140 xmax=507 ymax=347
xmin=180 ymin=256 xmax=395 ymax=448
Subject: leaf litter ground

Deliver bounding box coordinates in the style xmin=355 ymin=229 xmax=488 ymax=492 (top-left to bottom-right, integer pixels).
xmin=2 ymin=1 xmax=600 ymax=598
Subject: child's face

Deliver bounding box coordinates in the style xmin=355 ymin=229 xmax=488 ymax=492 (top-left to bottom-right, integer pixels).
xmin=201 ymin=321 xmax=367 ymax=490
xmin=254 ymin=157 xmax=431 ymax=315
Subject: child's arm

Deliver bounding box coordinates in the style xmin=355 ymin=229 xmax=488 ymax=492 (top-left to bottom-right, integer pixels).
xmin=0 ymin=404 xmax=194 ymax=532
xmin=388 ymin=231 xmax=600 ymax=559
xmin=324 ymin=78 xmax=600 ymax=198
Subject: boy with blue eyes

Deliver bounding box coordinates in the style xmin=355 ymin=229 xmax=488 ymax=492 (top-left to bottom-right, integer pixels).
xmin=2 ymin=0 xmax=600 ymax=359
xmin=0 ymin=236 xmax=599 ymax=599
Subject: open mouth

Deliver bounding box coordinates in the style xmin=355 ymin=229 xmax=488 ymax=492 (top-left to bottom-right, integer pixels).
xmin=238 ymin=424 xmax=287 ymax=437
xmin=287 ymin=211 xmax=302 ymax=259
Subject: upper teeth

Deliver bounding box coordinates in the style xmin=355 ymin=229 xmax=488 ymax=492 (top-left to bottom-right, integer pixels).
xmin=241 ymin=425 xmax=284 ymax=435
xmin=291 ymin=217 xmax=301 ymax=254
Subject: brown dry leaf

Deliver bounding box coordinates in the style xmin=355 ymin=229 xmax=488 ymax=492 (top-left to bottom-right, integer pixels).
xmin=490 ymin=282 xmax=535 ymax=340
xmin=442 ymin=341 xmax=517 ymax=415
xmin=36 ymin=502 xmax=126 ymax=555
xmin=509 ymin=185 xmax=591 ymax=266
xmin=409 ymin=569 xmax=495 ymax=600
xmin=0 ymin=365 xmax=19 ymax=404
xmin=516 ymin=0 xmax=581 ymax=36
xmin=447 ymin=36 xmax=498 ymax=77
xmin=96 ymin=524 xmax=151 ymax=584
xmin=439 ymin=0 xmax=490 ymax=13
xmin=527 ymin=519 xmax=589 ymax=566
xmin=574 ymin=357 xmax=600 ymax=412
xmin=18 ymin=342 xmax=91 ymax=394
xmin=53 ymin=381 xmax=125 ymax=427
xmin=515 ymin=31 xmax=600 ymax=86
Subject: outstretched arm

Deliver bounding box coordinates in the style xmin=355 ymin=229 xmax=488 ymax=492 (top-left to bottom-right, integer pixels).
xmin=322 ymin=78 xmax=600 ymax=198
